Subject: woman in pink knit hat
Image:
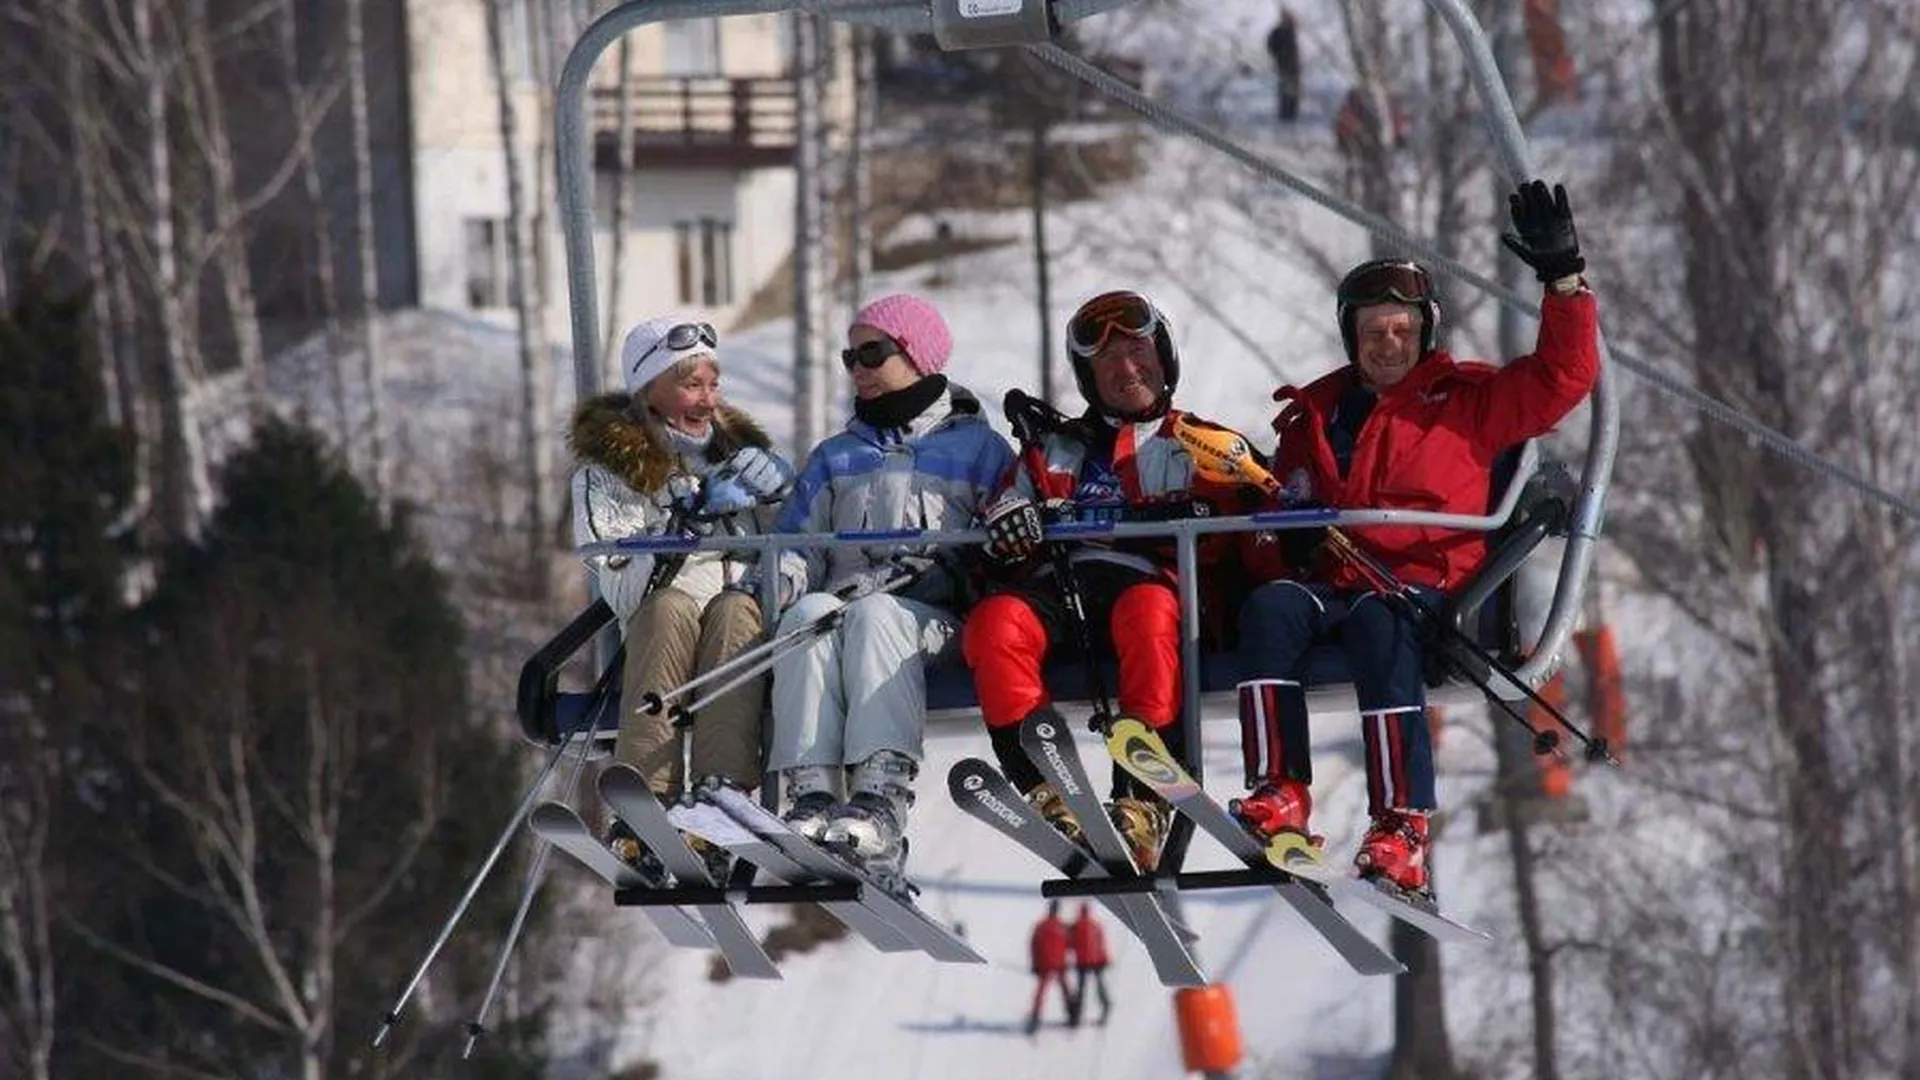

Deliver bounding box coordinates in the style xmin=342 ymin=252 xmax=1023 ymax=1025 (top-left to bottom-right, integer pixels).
xmin=751 ymin=292 xmax=1013 ymax=894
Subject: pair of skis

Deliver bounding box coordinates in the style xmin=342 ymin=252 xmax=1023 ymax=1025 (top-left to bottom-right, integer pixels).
xmin=531 ymin=765 xmax=982 ymax=979
xmin=951 ymin=713 xmax=1483 ymax=983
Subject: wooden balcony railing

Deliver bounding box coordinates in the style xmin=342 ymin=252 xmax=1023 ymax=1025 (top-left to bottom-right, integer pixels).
xmin=592 ymin=77 xmax=798 ymax=170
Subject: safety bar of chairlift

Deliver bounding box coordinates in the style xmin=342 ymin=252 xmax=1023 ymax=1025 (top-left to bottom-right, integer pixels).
xmin=572 ymin=445 xmax=1544 ymax=566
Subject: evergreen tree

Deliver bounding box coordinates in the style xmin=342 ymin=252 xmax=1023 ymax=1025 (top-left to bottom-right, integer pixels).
xmin=69 ymin=420 xmax=548 ymax=1079
xmin=0 ymin=284 xmax=135 ymax=1080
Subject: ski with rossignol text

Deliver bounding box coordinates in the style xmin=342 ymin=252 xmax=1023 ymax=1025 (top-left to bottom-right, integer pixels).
xmin=1017 ymin=712 xmax=1209 ymax=987
xmin=946 ymin=757 xmax=1200 ymax=948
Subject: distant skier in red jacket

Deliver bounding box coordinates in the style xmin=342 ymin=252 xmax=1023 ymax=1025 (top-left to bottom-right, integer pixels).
xmin=1067 ymin=903 xmax=1111 ymax=1027
xmin=1233 ymin=180 xmax=1601 ymax=903
xmin=1026 ymin=901 xmax=1074 ymax=1035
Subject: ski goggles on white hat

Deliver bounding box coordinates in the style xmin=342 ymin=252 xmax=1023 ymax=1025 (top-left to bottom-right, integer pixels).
xmin=1067 ymin=291 xmax=1160 ymax=358
xmin=630 ymin=321 xmax=718 ymax=373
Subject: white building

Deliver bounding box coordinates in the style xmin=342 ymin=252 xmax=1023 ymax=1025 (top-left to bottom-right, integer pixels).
xmin=403 ymin=2 xmax=844 ymax=366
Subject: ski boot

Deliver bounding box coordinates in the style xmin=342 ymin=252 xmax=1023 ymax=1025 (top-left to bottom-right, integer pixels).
xmin=685 ymin=833 xmax=737 ymax=884
xmin=1024 ymin=781 xmax=1084 ymax=845
xmin=1107 ymin=795 xmax=1170 ymax=873
xmin=823 ymin=793 xmax=912 ymax=895
xmin=779 ymin=764 xmax=841 ymax=840
xmin=605 ymin=818 xmax=668 ymax=884
xmin=1355 ymin=809 xmax=1434 ymax=903
xmin=824 ymin=750 xmax=917 ymax=896
xmin=1230 ymin=779 xmax=1325 ymax=853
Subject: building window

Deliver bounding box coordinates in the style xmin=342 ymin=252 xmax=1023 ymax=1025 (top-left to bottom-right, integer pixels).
xmin=465 ymin=218 xmax=508 ymax=309
xmin=674 ymin=218 xmax=734 ymax=306
xmin=662 ymin=18 xmax=722 ymax=77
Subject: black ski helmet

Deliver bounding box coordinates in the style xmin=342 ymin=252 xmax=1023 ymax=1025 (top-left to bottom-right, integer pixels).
xmin=1336 ymin=258 xmax=1440 ymax=361
xmin=1066 ymin=290 xmax=1181 ymax=422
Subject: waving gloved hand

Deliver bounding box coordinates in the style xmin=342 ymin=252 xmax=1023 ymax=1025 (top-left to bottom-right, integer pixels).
xmin=1500 ymin=180 xmax=1585 ymax=287
xmin=699 ymin=475 xmax=758 ymax=517
xmin=980 ymin=494 xmax=1046 ymax=566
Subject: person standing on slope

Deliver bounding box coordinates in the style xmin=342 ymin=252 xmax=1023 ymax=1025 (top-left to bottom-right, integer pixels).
xmin=1233 ymin=181 xmax=1601 ymax=903
xmin=1026 ymin=901 xmax=1075 ymax=1036
xmin=1068 ymin=902 xmax=1112 ymax=1027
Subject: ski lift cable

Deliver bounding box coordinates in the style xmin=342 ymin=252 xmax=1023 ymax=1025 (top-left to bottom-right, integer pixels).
xmin=1028 ymin=43 xmax=1920 ymax=525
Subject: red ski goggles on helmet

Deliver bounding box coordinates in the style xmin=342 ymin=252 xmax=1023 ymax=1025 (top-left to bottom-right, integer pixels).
xmin=1067 ymin=291 xmax=1160 ymax=358
xmin=1337 ymin=261 xmax=1433 ymax=308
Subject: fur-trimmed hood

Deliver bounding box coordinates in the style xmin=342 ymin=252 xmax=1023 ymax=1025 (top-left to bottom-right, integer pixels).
xmin=568 ymin=392 xmax=772 ymax=495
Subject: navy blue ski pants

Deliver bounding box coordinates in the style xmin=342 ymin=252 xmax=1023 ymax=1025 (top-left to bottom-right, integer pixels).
xmin=1237 ymin=581 xmax=1438 ymax=812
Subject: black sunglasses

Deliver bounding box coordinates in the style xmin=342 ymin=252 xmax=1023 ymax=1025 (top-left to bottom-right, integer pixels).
xmin=630 ymin=321 xmax=719 ymax=378
xmin=840 ymin=339 xmax=902 ymax=371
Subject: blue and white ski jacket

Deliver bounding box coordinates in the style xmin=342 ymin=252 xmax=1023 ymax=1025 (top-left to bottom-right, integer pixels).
xmin=770 ymin=382 xmax=1013 ymax=609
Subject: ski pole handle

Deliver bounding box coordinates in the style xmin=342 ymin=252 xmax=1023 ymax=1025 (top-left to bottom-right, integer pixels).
xmin=1170 ymin=414 xmax=1283 ymax=497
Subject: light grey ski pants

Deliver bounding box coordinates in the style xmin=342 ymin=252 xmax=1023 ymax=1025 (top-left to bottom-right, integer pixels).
xmin=766 ymin=590 xmax=960 ymax=771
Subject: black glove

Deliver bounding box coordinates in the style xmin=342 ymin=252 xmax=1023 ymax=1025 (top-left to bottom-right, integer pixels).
xmin=982 ymin=495 xmax=1046 ymax=566
xmin=1500 ymin=180 xmax=1585 ymax=285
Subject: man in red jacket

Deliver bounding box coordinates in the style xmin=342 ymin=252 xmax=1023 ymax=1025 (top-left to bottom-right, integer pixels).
xmin=1232 ymin=181 xmax=1600 ymax=901
xmin=962 ymin=290 xmax=1252 ymax=873
xmin=1067 ymin=903 xmax=1111 ymax=1027
xmin=1026 ymin=901 xmax=1074 ymax=1035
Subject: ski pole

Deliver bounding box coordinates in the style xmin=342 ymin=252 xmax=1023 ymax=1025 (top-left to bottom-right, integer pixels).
xmin=372 ymin=731 xmax=568 ymax=1044
xmin=1169 ymin=415 xmax=1614 ymax=764
xmin=639 ymin=563 xmax=926 ymax=716
xmin=1319 ymin=527 xmax=1615 ymax=764
xmin=373 ymin=647 xmax=622 ymax=1046
xmin=1050 ymin=544 xmax=1118 ymax=735
xmin=1000 ymin=390 xmax=1119 ymax=735
xmin=461 ymin=707 xmax=602 ymax=1057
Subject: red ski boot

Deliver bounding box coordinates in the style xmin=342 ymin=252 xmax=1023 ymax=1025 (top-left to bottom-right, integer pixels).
xmin=1354 ymin=810 xmax=1431 ymax=898
xmin=1230 ymin=780 xmax=1323 ymax=849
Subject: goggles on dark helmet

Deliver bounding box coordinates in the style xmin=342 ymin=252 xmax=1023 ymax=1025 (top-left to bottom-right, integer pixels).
xmin=1337 ymin=261 xmax=1433 ymax=308
xmin=1336 ymin=259 xmax=1439 ymax=358
xmin=1067 ymin=290 xmax=1161 ymax=358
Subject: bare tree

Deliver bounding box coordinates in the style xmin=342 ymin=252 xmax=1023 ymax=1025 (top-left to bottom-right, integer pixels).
xmin=347 ymin=0 xmax=389 ymax=498
xmin=276 ymin=0 xmax=350 ymax=444
xmin=602 ymin=33 xmax=636 ymax=371
xmin=1581 ymin=0 xmax=1920 ymax=1076
xmin=483 ymin=0 xmax=553 ymax=592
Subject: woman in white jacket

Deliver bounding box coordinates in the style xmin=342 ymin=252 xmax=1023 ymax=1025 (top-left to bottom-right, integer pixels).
xmin=570 ymin=317 xmax=792 ymax=862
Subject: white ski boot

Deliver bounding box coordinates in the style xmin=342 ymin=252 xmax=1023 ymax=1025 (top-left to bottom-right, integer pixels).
xmin=780 ymin=764 xmax=841 ymax=840
xmin=824 ymin=750 xmax=917 ymax=895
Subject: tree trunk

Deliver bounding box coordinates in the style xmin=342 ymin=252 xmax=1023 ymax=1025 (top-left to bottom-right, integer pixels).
xmin=1386 ymin=848 xmax=1463 ymax=1080
xmin=1029 ymin=114 xmax=1053 ymax=406
xmin=791 ymin=10 xmax=824 ymax=455
xmin=483 ymin=0 xmax=548 ymax=593
xmin=136 ymin=0 xmax=211 ymax=538
xmin=527 ymin=0 xmax=557 ymax=571
xmin=65 ymin=21 xmax=122 ymax=426
xmin=602 ymin=35 xmax=635 ymax=375
xmin=184 ymin=0 xmax=268 ymax=417
xmin=347 ymin=0 xmax=387 ymax=499
xmin=846 ymin=26 xmax=875 ymax=319
xmin=278 ymin=0 xmax=349 ymax=449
